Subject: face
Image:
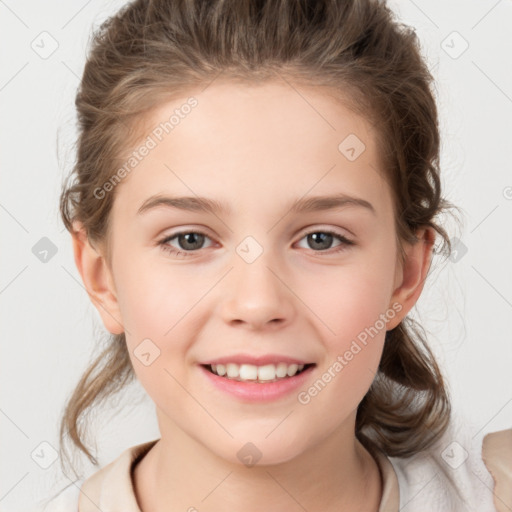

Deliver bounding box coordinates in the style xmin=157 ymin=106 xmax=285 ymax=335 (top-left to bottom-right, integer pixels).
xmin=82 ymin=80 xmax=422 ymax=466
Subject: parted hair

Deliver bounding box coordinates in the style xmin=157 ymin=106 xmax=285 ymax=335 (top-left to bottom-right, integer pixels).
xmin=59 ymin=0 xmax=457 ymax=479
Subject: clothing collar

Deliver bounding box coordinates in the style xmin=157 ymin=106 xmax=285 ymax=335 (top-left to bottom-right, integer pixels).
xmin=78 ymin=439 xmax=400 ymax=511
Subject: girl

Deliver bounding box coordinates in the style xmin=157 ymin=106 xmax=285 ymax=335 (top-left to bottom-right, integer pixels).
xmin=39 ymin=0 xmax=511 ymax=510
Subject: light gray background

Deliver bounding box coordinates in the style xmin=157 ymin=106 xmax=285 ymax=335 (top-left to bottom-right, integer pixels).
xmin=1 ymin=0 xmax=511 ymax=509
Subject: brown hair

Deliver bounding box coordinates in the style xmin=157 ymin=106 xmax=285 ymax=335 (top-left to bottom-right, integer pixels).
xmin=59 ymin=0 xmax=459 ymax=480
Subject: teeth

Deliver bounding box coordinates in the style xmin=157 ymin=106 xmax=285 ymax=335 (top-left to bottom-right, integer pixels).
xmin=240 ymin=364 xmax=258 ymax=380
xmin=209 ymin=362 xmax=306 ymax=382
xmin=276 ymin=363 xmax=288 ymax=378
xmin=226 ymin=363 xmax=239 ymax=378
xmin=287 ymin=364 xmax=299 ymax=376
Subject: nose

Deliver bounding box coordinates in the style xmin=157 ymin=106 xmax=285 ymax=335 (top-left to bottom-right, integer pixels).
xmin=220 ymin=250 xmax=296 ymax=331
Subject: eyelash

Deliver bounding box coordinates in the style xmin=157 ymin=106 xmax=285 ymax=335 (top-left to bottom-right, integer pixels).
xmin=157 ymin=229 xmax=355 ymax=258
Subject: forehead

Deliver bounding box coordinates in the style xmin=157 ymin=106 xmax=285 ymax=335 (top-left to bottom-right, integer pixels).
xmin=112 ymin=80 xmax=392 ymax=222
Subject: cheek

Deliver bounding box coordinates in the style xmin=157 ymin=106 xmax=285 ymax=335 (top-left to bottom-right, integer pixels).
xmin=114 ymin=256 xmax=203 ymax=341
xmin=112 ymin=258 xmax=206 ymax=398
xmin=113 ymin=259 xmax=200 ymax=413
xmin=297 ymin=275 xmax=388 ymax=417
xmin=296 ymin=255 xmax=396 ymax=345
xmin=294 ymin=249 xmax=395 ymax=404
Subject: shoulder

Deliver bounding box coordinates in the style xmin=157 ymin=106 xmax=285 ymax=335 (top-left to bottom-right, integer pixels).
xmin=29 ymin=439 xmax=159 ymax=512
xmin=386 ymin=416 xmax=512 ymax=512
xmin=482 ymin=427 xmax=512 ymax=512
xmin=78 ymin=439 xmax=159 ymax=511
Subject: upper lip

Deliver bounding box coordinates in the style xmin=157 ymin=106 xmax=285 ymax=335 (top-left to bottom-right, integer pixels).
xmin=200 ymin=354 xmax=315 ymax=366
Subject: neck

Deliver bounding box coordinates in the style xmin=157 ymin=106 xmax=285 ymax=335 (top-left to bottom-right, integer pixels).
xmin=133 ymin=414 xmax=382 ymax=512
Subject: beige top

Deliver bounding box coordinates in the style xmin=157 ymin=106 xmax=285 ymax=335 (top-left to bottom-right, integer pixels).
xmin=39 ymin=427 xmax=512 ymax=511
xmin=72 ymin=429 xmax=511 ymax=512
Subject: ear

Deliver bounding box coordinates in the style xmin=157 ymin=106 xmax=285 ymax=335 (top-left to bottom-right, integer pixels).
xmin=386 ymin=226 xmax=436 ymax=330
xmin=71 ymin=221 xmax=125 ymax=335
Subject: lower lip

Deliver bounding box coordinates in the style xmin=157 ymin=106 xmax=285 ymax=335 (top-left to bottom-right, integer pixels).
xmin=199 ymin=364 xmax=315 ymax=403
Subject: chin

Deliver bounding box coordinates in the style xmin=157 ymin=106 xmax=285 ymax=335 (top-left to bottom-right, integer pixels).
xmin=210 ymin=436 xmax=307 ymax=468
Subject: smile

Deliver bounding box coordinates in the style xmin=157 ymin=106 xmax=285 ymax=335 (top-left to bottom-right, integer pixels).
xmin=204 ymin=362 xmax=315 ymax=383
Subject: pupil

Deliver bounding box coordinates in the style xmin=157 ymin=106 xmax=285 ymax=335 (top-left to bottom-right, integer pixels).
xmin=309 ymin=232 xmax=332 ymax=250
xmin=180 ymin=233 xmax=204 ymax=250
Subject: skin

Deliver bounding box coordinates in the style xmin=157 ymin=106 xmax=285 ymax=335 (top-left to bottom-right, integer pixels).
xmin=72 ymin=79 xmax=435 ymax=512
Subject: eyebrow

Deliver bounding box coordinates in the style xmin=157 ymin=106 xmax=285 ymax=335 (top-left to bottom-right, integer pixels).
xmin=137 ymin=193 xmax=376 ymax=217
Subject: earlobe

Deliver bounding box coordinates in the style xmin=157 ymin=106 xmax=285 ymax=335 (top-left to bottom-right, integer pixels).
xmin=386 ymin=227 xmax=436 ymax=331
xmin=71 ymin=221 xmax=125 ymax=335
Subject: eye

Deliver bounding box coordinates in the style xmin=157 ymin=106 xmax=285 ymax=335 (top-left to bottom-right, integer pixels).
xmin=296 ymin=229 xmax=355 ymax=254
xmin=158 ymin=230 xmax=214 ymax=258
xmin=158 ymin=228 xmax=355 ymax=259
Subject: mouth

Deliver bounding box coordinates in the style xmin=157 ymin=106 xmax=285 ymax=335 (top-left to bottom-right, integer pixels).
xmin=201 ymin=362 xmax=316 ymax=383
